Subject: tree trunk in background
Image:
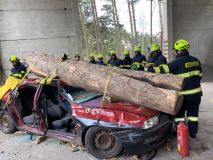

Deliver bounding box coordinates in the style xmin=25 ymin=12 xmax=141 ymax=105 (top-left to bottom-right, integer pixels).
xmin=78 ymin=1 xmax=89 ymax=60
xmin=158 ymin=0 xmax=163 ymax=48
xmin=113 ymin=0 xmax=123 ymax=55
xmin=93 ymin=0 xmax=103 ymax=52
xmin=25 ymin=52 xmax=184 ymax=115
xmin=127 ymin=0 xmax=134 ymax=54
xmin=131 ymin=0 xmax=138 ymax=45
xmin=91 ymin=0 xmax=101 ymax=52
xmin=111 ymin=0 xmax=118 ymax=52
xmin=111 ymin=0 xmax=122 ymax=56
xmin=150 ymin=0 xmax=153 ymax=44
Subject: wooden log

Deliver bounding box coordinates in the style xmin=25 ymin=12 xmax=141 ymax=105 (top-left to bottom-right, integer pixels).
xmin=26 ymin=53 xmax=184 ymax=91
xmin=109 ymin=68 xmax=184 ymax=90
xmin=24 ymin=52 xmax=183 ymax=115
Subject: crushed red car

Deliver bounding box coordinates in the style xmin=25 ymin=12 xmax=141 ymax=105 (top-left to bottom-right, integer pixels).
xmin=0 ymin=78 xmax=172 ymax=159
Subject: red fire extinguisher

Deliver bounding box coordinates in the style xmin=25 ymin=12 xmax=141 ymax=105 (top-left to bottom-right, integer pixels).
xmin=177 ymin=122 xmax=189 ymax=157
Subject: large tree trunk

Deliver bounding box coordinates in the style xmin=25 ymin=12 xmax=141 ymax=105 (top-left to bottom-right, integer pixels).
xmin=25 ymin=52 xmax=183 ymax=115
xmin=110 ymin=68 xmax=184 ymax=90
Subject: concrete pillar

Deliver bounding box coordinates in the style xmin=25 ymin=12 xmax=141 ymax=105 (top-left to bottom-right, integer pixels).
xmin=162 ymin=0 xmax=173 ymax=62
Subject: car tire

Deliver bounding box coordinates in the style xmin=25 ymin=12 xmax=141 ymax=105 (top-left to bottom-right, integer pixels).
xmin=85 ymin=126 xmax=123 ymax=159
xmin=0 ymin=110 xmax=17 ymax=134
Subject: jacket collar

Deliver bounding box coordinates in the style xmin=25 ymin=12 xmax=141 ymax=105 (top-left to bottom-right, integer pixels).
xmin=176 ymin=51 xmax=189 ymax=58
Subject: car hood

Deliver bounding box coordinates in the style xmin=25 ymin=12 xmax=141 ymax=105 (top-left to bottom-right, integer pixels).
xmin=74 ymin=97 xmax=158 ymax=117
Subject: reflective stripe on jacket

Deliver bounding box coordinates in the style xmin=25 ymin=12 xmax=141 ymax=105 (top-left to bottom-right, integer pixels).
xmin=152 ymin=52 xmax=202 ymax=98
xmin=11 ymin=62 xmax=27 ymax=79
xmin=120 ymin=56 xmax=133 ymax=69
xmin=132 ymin=53 xmax=147 ymax=70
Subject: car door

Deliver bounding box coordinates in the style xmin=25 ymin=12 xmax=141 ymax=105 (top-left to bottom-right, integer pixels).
xmin=33 ymin=84 xmax=48 ymax=133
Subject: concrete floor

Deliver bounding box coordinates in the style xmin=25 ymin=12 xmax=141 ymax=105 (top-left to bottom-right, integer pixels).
xmin=0 ymin=66 xmax=213 ymax=160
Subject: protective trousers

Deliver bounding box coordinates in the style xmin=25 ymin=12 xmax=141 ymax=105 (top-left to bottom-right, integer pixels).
xmin=175 ymin=97 xmax=201 ymax=137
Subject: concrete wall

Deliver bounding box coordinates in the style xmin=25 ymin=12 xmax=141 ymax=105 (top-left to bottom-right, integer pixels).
xmin=171 ymin=0 xmax=213 ymax=66
xmin=0 ymin=0 xmax=82 ymax=73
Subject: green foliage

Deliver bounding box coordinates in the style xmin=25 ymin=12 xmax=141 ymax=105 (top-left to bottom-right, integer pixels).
xmin=138 ymin=33 xmax=152 ymax=55
xmin=80 ymin=0 xmax=153 ymax=56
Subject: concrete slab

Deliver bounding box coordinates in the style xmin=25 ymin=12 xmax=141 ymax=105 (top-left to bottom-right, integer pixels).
xmin=0 ymin=0 xmax=83 ymax=73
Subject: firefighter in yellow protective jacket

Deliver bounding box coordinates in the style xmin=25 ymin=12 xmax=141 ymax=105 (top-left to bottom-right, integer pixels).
xmin=149 ymin=39 xmax=202 ymax=138
xmin=10 ymin=56 xmax=27 ymax=79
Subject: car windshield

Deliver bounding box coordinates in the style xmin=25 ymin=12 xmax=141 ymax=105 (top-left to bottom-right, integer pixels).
xmin=64 ymin=86 xmax=101 ymax=103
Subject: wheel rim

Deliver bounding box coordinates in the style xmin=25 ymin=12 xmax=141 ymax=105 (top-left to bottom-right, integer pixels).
xmin=93 ymin=129 xmax=116 ymax=151
xmin=1 ymin=114 xmax=10 ymax=129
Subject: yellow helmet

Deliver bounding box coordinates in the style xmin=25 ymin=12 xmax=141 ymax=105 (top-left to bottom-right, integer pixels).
xmin=109 ymin=50 xmax=116 ymax=55
xmin=150 ymin=44 xmax=160 ymax=52
xmin=174 ymin=39 xmax=190 ymax=51
xmin=9 ymin=55 xmax=18 ymax=62
xmin=98 ymin=53 xmax=104 ymax=59
xmin=123 ymin=49 xmax=129 ymax=55
xmin=134 ymin=45 xmax=141 ymax=52
xmin=89 ymin=54 xmax=95 ymax=58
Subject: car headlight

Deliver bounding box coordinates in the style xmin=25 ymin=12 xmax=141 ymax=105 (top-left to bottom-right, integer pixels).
xmin=142 ymin=116 xmax=159 ymax=129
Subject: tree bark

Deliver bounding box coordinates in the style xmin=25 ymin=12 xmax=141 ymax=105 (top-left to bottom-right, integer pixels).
xmin=93 ymin=0 xmax=103 ymax=52
xmin=150 ymin=0 xmax=153 ymax=44
xmin=131 ymin=0 xmax=138 ymax=44
xmin=111 ymin=0 xmax=122 ymax=56
xmin=78 ymin=1 xmax=89 ymax=60
xmin=91 ymin=0 xmax=101 ymax=52
xmin=158 ymin=0 xmax=163 ymax=48
xmin=113 ymin=0 xmax=122 ymax=55
xmin=107 ymin=68 xmax=184 ymax=90
xmin=25 ymin=52 xmax=183 ymax=115
xmin=127 ymin=0 xmax=134 ymax=53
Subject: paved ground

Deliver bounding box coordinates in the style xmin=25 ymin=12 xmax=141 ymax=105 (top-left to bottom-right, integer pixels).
xmin=0 ymin=66 xmax=213 ymax=160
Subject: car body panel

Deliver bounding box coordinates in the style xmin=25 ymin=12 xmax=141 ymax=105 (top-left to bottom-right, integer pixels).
xmin=72 ymin=97 xmax=158 ymax=127
xmin=111 ymin=114 xmax=171 ymax=155
xmin=0 ymin=78 xmax=172 ymax=157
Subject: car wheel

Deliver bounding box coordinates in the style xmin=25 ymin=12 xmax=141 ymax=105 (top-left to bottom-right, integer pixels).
xmin=0 ymin=110 xmax=17 ymax=134
xmin=85 ymin=126 xmax=123 ymax=159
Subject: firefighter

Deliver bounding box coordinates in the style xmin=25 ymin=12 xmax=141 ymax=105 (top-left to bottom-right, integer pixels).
xmin=149 ymin=39 xmax=202 ymax=138
xmin=147 ymin=44 xmax=154 ymax=64
xmin=89 ymin=54 xmax=96 ymax=64
xmin=61 ymin=54 xmax=70 ymax=61
xmin=96 ymin=54 xmax=106 ymax=66
xmin=120 ymin=49 xmax=133 ymax=69
xmin=132 ymin=45 xmax=147 ymax=70
xmin=74 ymin=54 xmax=80 ymax=61
xmin=107 ymin=50 xmax=122 ymax=67
xmin=145 ymin=45 xmax=154 ymax=71
xmin=10 ymin=56 xmax=27 ymax=79
xmin=146 ymin=43 xmax=167 ymax=72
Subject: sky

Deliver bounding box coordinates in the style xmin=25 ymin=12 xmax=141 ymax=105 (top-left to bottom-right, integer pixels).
xmin=97 ymin=0 xmax=161 ymax=35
